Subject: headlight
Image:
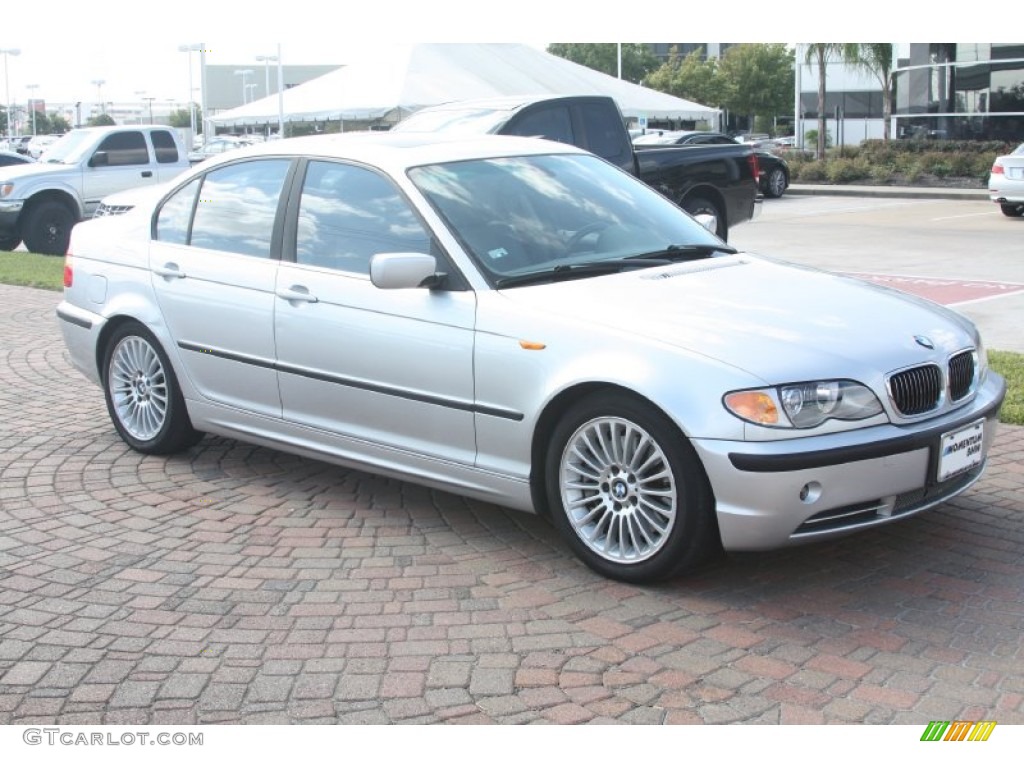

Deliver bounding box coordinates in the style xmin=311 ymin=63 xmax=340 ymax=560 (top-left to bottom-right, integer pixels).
xmin=0 ymin=182 xmax=13 ymax=198
xmin=724 ymin=380 xmax=883 ymax=429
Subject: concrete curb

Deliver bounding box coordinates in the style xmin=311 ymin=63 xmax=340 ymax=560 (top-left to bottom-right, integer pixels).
xmin=786 ymin=184 xmax=989 ymax=201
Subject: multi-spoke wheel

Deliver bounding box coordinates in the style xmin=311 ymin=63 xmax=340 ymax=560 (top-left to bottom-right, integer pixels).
xmin=546 ymin=393 xmax=717 ymax=583
xmin=763 ymin=167 xmax=788 ymax=199
xmin=102 ymin=322 xmax=202 ymax=454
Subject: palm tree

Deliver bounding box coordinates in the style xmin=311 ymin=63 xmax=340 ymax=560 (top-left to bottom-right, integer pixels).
xmin=843 ymin=44 xmax=896 ymax=141
xmin=804 ymin=44 xmax=844 ymax=159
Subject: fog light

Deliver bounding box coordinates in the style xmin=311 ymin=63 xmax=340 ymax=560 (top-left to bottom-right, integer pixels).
xmin=799 ymin=482 xmax=822 ymax=504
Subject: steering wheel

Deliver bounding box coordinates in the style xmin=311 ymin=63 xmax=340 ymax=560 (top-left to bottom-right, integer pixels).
xmin=565 ymin=221 xmax=612 ymax=254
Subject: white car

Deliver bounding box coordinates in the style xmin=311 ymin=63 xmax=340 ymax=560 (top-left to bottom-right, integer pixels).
xmin=988 ymin=142 xmax=1024 ymax=217
xmin=56 ymin=133 xmax=1006 ymax=583
xmin=27 ymin=134 xmax=61 ymax=159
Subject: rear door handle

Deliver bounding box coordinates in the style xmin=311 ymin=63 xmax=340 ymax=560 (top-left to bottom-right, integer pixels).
xmin=276 ymin=285 xmax=318 ymax=303
xmin=153 ymin=263 xmax=186 ymax=279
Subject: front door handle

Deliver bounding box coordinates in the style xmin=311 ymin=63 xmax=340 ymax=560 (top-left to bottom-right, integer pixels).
xmin=276 ymin=285 xmax=318 ymax=303
xmin=153 ymin=263 xmax=186 ymax=279
xmin=141 ymin=171 xmax=153 ymax=178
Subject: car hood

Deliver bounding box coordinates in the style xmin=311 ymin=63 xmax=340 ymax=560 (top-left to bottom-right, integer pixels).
xmin=495 ymin=254 xmax=977 ymax=384
xmin=0 ymin=161 xmax=80 ymax=182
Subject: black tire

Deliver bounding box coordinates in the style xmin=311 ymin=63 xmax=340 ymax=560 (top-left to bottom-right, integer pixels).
xmin=544 ymin=392 xmax=718 ymax=583
xmin=0 ymin=235 xmax=20 ymax=251
xmin=1000 ymin=203 xmax=1024 ymax=218
xmin=101 ymin=322 xmax=202 ymax=455
xmin=682 ymin=196 xmax=727 ymax=241
xmin=22 ymin=200 xmax=76 ymax=256
xmin=763 ymin=168 xmax=788 ymax=199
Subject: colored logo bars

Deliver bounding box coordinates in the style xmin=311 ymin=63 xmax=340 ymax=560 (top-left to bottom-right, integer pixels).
xmin=921 ymin=721 xmax=997 ymax=742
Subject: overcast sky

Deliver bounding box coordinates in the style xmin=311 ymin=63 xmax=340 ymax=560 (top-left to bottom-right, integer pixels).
xmin=2 ymin=2 xmax=995 ymax=108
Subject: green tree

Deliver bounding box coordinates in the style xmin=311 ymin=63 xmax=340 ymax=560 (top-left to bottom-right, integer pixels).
xmin=168 ymin=105 xmax=202 ymax=130
xmin=644 ymin=47 xmax=723 ymax=108
xmin=843 ymin=43 xmax=895 ymax=141
xmin=546 ymin=43 xmax=660 ymax=84
xmin=805 ymin=44 xmax=845 ymax=159
xmin=48 ymin=113 xmax=71 ymax=133
xmin=88 ymin=113 xmax=116 ymax=127
xmin=717 ymin=44 xmax=794 ymax=134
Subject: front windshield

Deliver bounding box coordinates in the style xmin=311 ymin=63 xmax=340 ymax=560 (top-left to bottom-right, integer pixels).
xmin=408 ymin=153 xmax=725 ymax=285
xmin=40 ymin=130 xmax=96 ymax=164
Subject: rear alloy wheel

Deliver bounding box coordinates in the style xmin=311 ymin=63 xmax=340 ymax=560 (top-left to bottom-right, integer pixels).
xmin=682 ymin=196 xmax=727 ymax=240
xmin=102 ymin=322 xmax=202 ymax=454
xmin=763 ymin=168 xmax=787 ymax=199
xmin=545 ymin=393 xmax=718 ymax=583
xmin=22 ymin=200 xmax=76 ymax=255
xmin=1000 ymin=203 xmax=1024 ymax=218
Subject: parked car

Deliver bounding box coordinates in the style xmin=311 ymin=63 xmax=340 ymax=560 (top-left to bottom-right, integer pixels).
xmin=633 ymin=130 xmax=791 ymax=199
xmin=0 ymin=124 xmax=190 ymax=254
xmin=987 ymin=142 xmax=1024 ymax=217
xmin=56 ymin=132 xmax=1005 ymax=583
xmin=27 ymin=134 xmax=61 ymax=159
xmin=188 ymin=136 xmax=249 ymax=164
xmin=0 ymin=150 xmax=32 ymax=167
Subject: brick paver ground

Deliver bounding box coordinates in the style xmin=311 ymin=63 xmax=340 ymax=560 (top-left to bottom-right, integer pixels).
xmin=1 ymin=283 xmax=1021 ymax=725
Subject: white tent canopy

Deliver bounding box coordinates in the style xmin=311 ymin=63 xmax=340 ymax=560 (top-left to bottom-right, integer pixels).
xmin=208 ymin=44 xmax=718 ymax=128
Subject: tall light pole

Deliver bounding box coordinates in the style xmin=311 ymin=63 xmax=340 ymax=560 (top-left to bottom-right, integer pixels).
xmin=179 ymin=43 xmax=206 ymax=141
xmin=255 ymin=54 xmax=278 ymax=99
xmin=26 ymin=83 xmax=38 ymax=135
xmin=91 ymin=78 xmax=106 ymax=118
xmin=276 ymin=44 xmax=285 ymax=138
xmin=234 ymin=69 xmax=253 ymax=105
xmin=1 ymin=48 xmax=20 ymax=143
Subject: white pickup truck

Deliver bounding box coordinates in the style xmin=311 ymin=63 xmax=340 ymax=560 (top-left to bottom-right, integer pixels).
xmin=0 ymin=125 xmax=190 ymax=255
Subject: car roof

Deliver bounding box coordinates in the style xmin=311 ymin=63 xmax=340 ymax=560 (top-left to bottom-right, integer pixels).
xmin=202 ymin=131 xmax=590 ymax=169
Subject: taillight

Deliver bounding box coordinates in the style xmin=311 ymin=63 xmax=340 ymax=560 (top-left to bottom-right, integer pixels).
xmin=63 ymin=254 xmax=73 ymax=288
xmin=748 ymin=153 xmax=761 ymax=180
xmin=992 ymin=163 xmax=1004 ymax=174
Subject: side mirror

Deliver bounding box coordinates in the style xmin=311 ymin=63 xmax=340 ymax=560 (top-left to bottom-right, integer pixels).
xmin=89 ymin=151 xmax=109 ymax=168
xmin=370 ymin=252 xmax=443 ymax=290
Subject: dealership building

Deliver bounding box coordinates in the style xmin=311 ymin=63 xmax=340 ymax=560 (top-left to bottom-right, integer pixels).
xmin=794 ymin=43 xmax=1024 ymax=145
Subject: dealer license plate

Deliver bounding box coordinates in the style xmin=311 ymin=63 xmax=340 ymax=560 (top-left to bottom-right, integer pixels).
xmin=937 ymin=420 xmax=984 ymax=482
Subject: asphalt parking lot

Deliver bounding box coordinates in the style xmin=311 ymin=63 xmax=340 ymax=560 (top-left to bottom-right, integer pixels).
xmin=0 ymin=195 xmax=1022 ymax=725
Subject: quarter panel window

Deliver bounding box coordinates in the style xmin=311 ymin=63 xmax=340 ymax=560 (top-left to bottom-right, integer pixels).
xmin=295 ymin=161 xmax=432 ymax=274
xmin=151 ymin=130 xmax=180 ymax=163
xmin=155 ymin=178 xmax=200 ymax=244
xmin=189 ymin=159 xmax=291 ymax=258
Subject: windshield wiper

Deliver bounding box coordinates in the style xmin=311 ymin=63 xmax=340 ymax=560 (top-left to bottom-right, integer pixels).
xmin=630 ymin=243 xmax=737 ymax=261
xmin=493 ymin=264 xmax=647 ymax=290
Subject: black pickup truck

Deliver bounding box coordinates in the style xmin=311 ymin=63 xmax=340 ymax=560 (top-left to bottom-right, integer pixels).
xmin=393 ymin=95 xmax=761 ymax=240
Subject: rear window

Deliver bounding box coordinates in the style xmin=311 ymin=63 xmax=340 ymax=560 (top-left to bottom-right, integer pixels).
xmin=151 ymin=130 xmax=180 ymax=163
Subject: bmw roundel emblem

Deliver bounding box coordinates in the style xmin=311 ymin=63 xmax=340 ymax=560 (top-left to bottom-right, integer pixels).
xmin=914 ymin=335 xmax=935 ymax=349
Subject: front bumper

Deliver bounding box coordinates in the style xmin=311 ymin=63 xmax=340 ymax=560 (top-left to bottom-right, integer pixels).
xmin=0 ymin=199 xmax=24 ymax=235
xmin=692 ymin=373 xmax=1006 ymax=551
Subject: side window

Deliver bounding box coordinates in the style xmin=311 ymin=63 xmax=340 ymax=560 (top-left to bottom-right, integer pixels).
xmin=151 ymin=130 xmax=180 ymax=163
xmin=155 ymin=178 xmax=200 ymax=244
xmin=190 ymin=159 xmax=291 ymax=258
xmin=295 ymin=161 xmax=432 ymax=274
xmin=505 ymin=106 xmax=574 ymax=145
xmin=94 ymin=131 xmax=149 ymax=166
xmin=577 ymin=102 xmax=631 ymax=165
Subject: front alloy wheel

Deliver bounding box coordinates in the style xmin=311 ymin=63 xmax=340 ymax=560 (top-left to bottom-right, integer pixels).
xmin=546 ymin=394 xmax=717 ymax=583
